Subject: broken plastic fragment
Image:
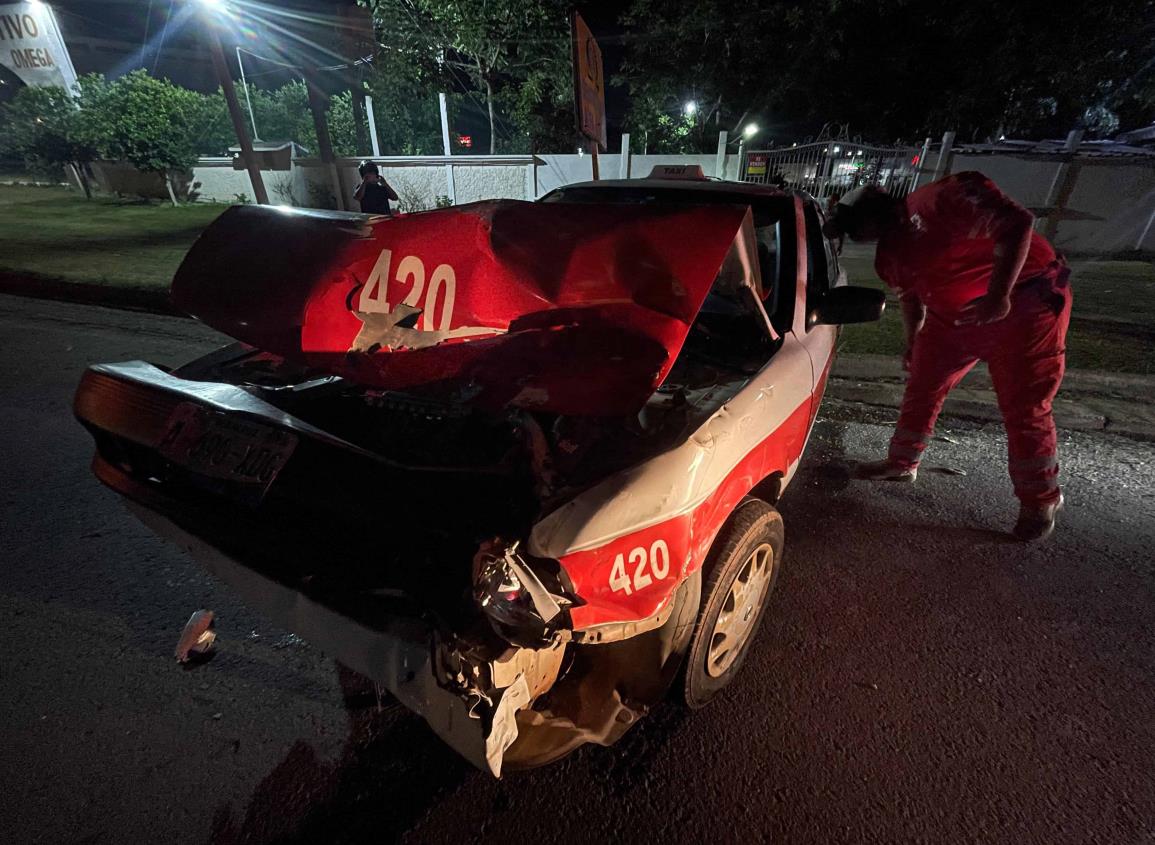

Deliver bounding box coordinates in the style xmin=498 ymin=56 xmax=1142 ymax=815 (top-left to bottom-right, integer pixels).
xmin=175 ymin=609 xmax=217 ymax=663
xmin=485 ymin=674 xmax=531 ymax=777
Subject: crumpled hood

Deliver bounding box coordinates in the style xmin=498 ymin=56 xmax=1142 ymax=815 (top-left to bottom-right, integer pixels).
xmin=172 ymin=200 xmax=756 ymax=416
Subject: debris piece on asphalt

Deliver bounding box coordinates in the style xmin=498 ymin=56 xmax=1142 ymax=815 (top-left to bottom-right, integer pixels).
xmin=927 ymin=466 xmax=968 ymax=476
xmin=175 ymin=609 xmax=216 ymax=663
xmin=935 ymin=434 xmax=959 ymax=444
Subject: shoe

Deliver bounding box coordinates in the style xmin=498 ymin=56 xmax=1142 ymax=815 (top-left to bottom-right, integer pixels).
xmin=852 ymin=459 xmax=918 ymax=483
xmin=1013 ymin=493 xmax=1064 ymax=542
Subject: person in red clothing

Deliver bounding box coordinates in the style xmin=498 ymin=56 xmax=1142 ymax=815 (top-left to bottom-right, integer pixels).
xmin=824 ymin=173 xmax=1073 ymax=541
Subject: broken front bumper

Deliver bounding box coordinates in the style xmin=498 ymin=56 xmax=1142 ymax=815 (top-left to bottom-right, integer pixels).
xmin=74 ymin=362 xmax=564 ymax=776
xmin=129 ymin=498 xmax=558 ymax=776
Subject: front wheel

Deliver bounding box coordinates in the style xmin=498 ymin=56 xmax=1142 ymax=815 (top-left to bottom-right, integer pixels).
xmin=682 ymin=500 xmax=784 ymax=709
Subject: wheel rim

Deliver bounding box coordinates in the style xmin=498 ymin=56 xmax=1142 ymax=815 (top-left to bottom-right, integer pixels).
xmin=706 ymin=542 xmax=774 ymax=678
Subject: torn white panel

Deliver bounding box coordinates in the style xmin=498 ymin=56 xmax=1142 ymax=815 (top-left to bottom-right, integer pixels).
xmin=486 ymin=675 xmax=531 ymax=777
xmin=351 ymin=303 xmax=501 ymax=353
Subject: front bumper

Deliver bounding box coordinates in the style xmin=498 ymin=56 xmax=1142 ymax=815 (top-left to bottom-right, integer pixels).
xmin=74 ymin=362 xmax=564 ymax=776
xmin=125 ymin=494 xmax=539 ymax=776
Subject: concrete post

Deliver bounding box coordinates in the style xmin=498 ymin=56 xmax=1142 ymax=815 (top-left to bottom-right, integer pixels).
xmin=439 ymin=92 xmax=455 ymax=204
xmin=715 ymin=131 xmax=728 ymax=179
xmin=914 ymin=136 xmax=932 ymax=191
xmin=620 ymin=133 xmax=631 ymax=179
xmin=931 ymin=131 xmax=955 ymax=182
xmin=1039 ymin=129 xmax=1085 ymax=237
xmin=364 ymin=95 xmax=382 ymax=157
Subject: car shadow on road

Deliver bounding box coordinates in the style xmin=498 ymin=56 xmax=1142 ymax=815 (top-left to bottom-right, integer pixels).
xmin=207 ymin=666 xmax=474 ymax=845
xmin=206 ymin=665 xmax=696 ymax=844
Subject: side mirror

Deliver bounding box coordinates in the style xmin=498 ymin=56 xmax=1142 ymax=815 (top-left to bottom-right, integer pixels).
xmin=810 ymin=286 xmax=886 ymax=326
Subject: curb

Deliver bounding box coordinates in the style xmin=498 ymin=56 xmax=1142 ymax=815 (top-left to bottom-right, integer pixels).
xmin=827 ymin=377 xmax=1155 ymax=443
xmin=0 ymin=272 xmax=178 ymax=317
xmin=832 ymin=352 xmax=1155 ymax=396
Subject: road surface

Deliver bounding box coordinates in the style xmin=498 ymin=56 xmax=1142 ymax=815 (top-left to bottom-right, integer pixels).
xmin=1 ymin=294 xmax=1153 ymax=844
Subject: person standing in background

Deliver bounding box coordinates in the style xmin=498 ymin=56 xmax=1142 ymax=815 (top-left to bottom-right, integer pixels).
xmin=354 ymin=160 xmax=399 ymax=215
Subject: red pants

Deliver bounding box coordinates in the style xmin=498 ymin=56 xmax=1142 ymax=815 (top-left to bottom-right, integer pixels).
xmin=888 ymin=273 xmax=1073 ymax=506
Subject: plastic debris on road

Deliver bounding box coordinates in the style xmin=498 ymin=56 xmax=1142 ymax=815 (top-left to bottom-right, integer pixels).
xmin=175 ymin=609 xmax=217 ymax=663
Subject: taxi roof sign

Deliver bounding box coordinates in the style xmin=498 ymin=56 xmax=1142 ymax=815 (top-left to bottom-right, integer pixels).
xmin=647 ymin=164 xmax=708 ymax=180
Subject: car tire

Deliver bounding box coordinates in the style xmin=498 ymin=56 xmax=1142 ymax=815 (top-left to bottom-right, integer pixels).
xmin=682 ymin=499 xmax=784 ymax=709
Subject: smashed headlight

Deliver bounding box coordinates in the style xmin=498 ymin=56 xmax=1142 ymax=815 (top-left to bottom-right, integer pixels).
xmin=473 ymin=539 xmax=572 ymax=646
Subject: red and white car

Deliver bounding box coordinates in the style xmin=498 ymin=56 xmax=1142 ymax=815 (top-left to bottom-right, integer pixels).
xmin=73 ymin=169 xmax=883 ymax=775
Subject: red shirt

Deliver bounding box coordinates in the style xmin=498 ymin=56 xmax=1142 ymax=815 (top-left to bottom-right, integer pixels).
xmin=875 ymin=172 xmax=1058 ymax=318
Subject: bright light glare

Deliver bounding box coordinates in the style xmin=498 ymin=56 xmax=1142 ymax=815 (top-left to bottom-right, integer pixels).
xmin=743 ymin=124 xmax=758 ymax=137
xmin=684 ymin=101 xmax=697 ymax=116
xmin=198 ymin=0 xmax=227 ymax=9
xmin=833 ymin=145 xmax=841 ymax=153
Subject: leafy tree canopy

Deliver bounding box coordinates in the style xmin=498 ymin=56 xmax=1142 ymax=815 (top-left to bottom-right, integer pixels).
xmin=364 ymin=0 xmax=574 ymax=153
xmin=618 ymin=0 xmax=1155 ymax=148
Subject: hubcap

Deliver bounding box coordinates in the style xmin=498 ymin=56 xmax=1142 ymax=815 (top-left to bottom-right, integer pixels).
xmin=706 ymin=543 xmax=774 ymax=678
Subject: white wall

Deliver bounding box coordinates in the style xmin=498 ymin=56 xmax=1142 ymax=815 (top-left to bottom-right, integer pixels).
xmin=187 ymin=146 xmax=1154 ymax=255
xmin=949 ymin=153 xmax=1155 ymax=253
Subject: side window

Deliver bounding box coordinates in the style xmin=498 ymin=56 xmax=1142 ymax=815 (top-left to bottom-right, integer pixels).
xmin=803 ymin=204 xmax=830 ymax=311
xmin=754 ymin=222 xmax=781 ymax=327
xmin=822 ymin=222 xmax=840 ymax=287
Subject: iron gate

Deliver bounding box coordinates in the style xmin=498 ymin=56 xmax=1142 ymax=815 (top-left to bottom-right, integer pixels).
xmin=741 ymin=141 xmax=928 ymax=200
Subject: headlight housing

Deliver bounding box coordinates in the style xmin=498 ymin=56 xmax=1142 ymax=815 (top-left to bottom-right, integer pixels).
xmin=473 ymin=539 xmax=572 ymax=646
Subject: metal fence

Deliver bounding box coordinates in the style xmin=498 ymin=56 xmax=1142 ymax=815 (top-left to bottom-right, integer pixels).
xmin=741 ymin=141 xmax=930 ymax=200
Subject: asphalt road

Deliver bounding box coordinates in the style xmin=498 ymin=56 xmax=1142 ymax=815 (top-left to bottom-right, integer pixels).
xmin=2 ymin=293 xmax=1153 ymax=845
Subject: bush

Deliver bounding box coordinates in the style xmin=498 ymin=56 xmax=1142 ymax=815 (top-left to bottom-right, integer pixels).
xmin=0 ymin=79 xmax=104 ymax=196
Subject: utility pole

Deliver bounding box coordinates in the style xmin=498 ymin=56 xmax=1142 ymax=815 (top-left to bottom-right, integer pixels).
xmin=304 ymin=76 xmax=348 ymax=211
xmin=205 ymin=25 xmax=268 ymax=204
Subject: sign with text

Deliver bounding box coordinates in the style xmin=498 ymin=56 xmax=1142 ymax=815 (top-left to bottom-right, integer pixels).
xmin=0 ymin=2 xmax=77 ymax=91
xmin=571 ymin=11 xmax=606 ymax=150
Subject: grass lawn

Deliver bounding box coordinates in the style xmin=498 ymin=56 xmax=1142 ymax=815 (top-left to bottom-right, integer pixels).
xmin=837 ymin=247 xmax=1155 ymax=375
xmin=0 ymin=185 xmax=226 ymax=290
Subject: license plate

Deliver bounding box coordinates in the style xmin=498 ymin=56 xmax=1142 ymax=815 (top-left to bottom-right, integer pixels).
xmin=158 ymin=403 xmax=298 ymax=491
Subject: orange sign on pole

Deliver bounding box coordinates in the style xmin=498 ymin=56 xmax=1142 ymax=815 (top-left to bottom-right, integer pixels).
xmin=571 ymin=11 xmax=606 ymax=178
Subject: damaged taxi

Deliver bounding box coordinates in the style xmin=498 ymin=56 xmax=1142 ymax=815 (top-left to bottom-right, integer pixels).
xmin=73 ymin=168 xmax=884 ymax=775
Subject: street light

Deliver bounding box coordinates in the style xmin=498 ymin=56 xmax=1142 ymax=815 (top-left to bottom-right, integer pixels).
xmin=743 ymin=123 xmax=759 ymax=138
xmin=684 ymin=101 xmax=697 ymax=117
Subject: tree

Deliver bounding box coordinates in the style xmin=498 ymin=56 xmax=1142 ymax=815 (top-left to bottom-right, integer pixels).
xmin=86 ymin=70 xmax=207 ymax=204
xmin=0 ymin=78 xmax=105 ymax=197
xmin=196 ymin=81 xmax=361 ymax=157
xmin=618 ymin=0 xmax=1155 ymax=144
xmin=365 ymin=0 xmax=573 ymax=153
xmin=363 ymin=49 xmax=448 ymax=155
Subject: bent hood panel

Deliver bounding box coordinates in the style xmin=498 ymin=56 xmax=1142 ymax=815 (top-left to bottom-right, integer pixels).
xmin=173 ymin=200 xmax=752 ymax=415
